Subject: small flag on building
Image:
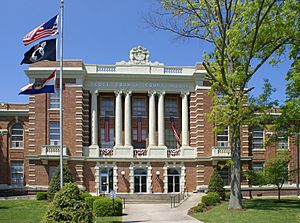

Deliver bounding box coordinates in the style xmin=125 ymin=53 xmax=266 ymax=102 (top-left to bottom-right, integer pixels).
xmin=19 ymin=70 xmax=56 ymax=95
xmin=20 ymin=39 xmax=56 ymax=65
xmin=23 ymin=15 xmax=59 ymax=46
xmin=137 ymin=116 xmax=142 ymax=143
xmin=170 ymin=117 xmax=181 ymax=146
xmin=104 ymin=111 xmax=110 ymax=142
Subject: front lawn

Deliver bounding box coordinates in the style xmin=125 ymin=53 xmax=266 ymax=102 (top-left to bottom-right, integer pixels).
xmin=0 ymin=200 xmax=122 ymax=223
xmin=0 ymin=200 xmax=48 ymax=223
xmin=193 ymin=198 xmax=300 ymax=223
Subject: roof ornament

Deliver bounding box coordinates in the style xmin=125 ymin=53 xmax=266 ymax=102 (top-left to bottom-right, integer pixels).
xmin=129 ymin=46 xmax=150 ymax=64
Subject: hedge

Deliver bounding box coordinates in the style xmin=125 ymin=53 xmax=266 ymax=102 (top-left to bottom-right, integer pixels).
xmin=36 ymin=192 xmax=47 ymax=200
xmin=93 ymin=197 xmax=122 ymax=217
xmin=194 ymin=203 xmax=205 ymax=212
xmin=201 ymin=192 xmax=221 ymax=206
xmin=85 ymin=196 xmax=105 ymax=209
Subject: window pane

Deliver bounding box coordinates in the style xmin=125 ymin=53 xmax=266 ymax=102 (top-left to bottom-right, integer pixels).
xmin=49 ymin=90 xmax=60 ymax=109
xmin=101 ymin=97 xmax=114 ymax=116
xmin=217 ymin=127 xmax=228 ymax=147
xmin=11 ymin=161 xmax=24 ymax=185
xmin=49 ymin=121 xmax=60 ymax=145
xmin=252 ymin=127 xmax=264 ymax=150
xmin=133 ymin=97 xmax=146 ymax=117
xmin=165 ymin=98 xmax=178 ymax=117
xmin=11 ymin=123 xmax=24 ymax=148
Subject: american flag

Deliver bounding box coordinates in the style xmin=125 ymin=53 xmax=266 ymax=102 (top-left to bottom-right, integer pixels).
xmin=137 ymin=116 xmax=142 ymax=143
xmin=170 ymin=117 xmax=181 ymax=146
xmin=23 ymin=15 xmax=59 ymax=46
xmin=104 ymin=112 xmax=110 ymax=142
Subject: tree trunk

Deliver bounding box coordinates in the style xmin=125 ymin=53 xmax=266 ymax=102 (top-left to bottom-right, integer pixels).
xmin=278 ymin=187 xmax=281 ymax=201
xmin=229 ymin=124 xmax=243 ymax=209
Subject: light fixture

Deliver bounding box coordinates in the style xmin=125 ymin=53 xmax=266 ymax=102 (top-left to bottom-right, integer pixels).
xmin=121 ymin=170 xmax=125 ymax=176
xmin=156 ymin=170 xmax=160 ymax=177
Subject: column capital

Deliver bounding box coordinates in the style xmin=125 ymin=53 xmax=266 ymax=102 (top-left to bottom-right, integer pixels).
xmin=180 ymin=91 xmax=190 ymax=97
xmin=114 ymin=90 xmax=123 ymax=96
xmin=157 ymin=91 xmax=165 ymax=96
xmin=124 ymin=90 xmax=132 ymax=96
xmin=148 ymin=91 xmax=156 ymax=97
xmin=90 ymin=90 xmax=99 ymax=95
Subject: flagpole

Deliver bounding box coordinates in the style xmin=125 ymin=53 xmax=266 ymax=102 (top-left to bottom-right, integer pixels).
xmin=59 ymin=0 xmax=64 ymax=189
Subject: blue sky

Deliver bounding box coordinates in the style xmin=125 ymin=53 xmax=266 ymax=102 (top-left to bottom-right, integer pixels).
xmin=0 ymin=0 xmax=291 ymax=104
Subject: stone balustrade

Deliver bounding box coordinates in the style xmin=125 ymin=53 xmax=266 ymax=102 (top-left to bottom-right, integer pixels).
xmin=211 ymin=146 xmax=231 ymax=157
xmin=41 ymin=145 xmax=68 ymax=156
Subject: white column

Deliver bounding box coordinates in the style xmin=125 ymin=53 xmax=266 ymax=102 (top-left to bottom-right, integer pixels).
xmin=181 ymin=91 xmax=189 ymax=147
xmin=124 ymin=91 xmax=132 ymax=147
xmin=148 ymin=91 xmax=156 ymax=146
xmin=91 ymin=90 xmax=99 ymax=146
xmin=115 ymin=91 xmax=123 ymax=147
xmin=158 ymin=91 xmax=165 ymax=146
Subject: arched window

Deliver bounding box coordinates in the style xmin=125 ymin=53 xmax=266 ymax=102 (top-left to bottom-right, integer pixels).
xmin=11 ymin=123 xmax=24 ymax=148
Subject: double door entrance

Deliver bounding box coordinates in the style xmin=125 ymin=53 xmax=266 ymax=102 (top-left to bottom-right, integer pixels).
xmin=134 ymin=168 xmax=147 ymax=193
xmin=168 ymin=168 xmax=180 ymax=193
xmin=99 ymin=168 xmax=113 ymax=193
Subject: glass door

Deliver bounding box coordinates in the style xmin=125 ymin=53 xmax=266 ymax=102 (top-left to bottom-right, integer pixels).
xmin=134 ymin=168 xmax=147 ymax=193
xmin=100 ymin=168 xmax=113 ymax=193
xmin=167 ymin=168 xmax=180 ymax=193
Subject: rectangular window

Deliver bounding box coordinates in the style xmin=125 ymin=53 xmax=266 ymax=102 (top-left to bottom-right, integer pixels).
xmin=252 ymin=127 xmax=264 ymax=150
xmin=165 ymin=129 xmax=178 ymax=149
xmin=49 ymin=90 xmax=60 ymax=109
xmin=252 ymin=162 xmax=264 ymax=171
xmin=165 ymin=98 xmax=178 ymax=117
xmin=100 ymin=128 xmax=114 ymax=148
xmin=278 ymin=137 xmax=288 ymax=149
xmin=132 ymin=128 xmax=146 ymax=148
xmin=49 ymin=166 xmax=57 ymax=182
xmin=217 ymin=128 xmax=229 ymax=147
xmin=132 ymin=97 xmax=146 ymax=117
xmin=49 ymin=121 xmax=60 ymax=145
xmin=100 ymin=97 xmax=114 ymax=116
xmin=11 ymin=123 xmax=24 ymax=148
xmin=11 ymin=161 xmax=24 ymax=185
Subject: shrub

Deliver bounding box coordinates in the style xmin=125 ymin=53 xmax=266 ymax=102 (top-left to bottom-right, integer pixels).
xmin=225 ymin=192 xmax=230 ymax=201
xmin=207 ymin=192 xmax=221 ymax=204
xmin=43 ymin=182 xmax=94 ymax=223
xmin=82 ymin=192 xmax=92 ymax=199
xmin=207 ymin=170 xmax=226 ymax=200
xmin=36 ymin=192 xmax=47 ymax=200
xmin=85 ymin=196 xmax=104 ymax=209
xmin=194 ymin=203 xmax=205 ymax=212
xmin=93 ymin=197 xmax=122 ymax=217
xmin=47 ymin=164 xmax=74 ymax=201
xmin=201 ymin=193 xmax=220 ymax=206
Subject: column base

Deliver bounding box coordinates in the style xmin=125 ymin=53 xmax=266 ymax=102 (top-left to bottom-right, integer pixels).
xmin=113 ymin=146 xmax=133 ymax=158
xmin=180 ymin=146 xmax=196 ymax=158
xmin=89 ymin=145 xmax=99 ymax=157
xmin=147 ymin=146 xmax=167 ymax=158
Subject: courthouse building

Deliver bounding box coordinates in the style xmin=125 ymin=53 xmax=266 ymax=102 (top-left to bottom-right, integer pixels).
xmin=0 ymin=46 xmax=298 ymax=195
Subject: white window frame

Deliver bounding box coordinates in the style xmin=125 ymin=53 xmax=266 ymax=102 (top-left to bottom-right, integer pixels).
xmin=49 ymin=121 xmax=60 ymax=145
xmin=49 ymin=89 xmax=60 ymax=109
xmin=11 ymin=161 xmax=24 ymax=185
xmin=252 ymin=127 xmax=264 ymax=150
xmin=11 ymin=123 xmax=24 ymax=149
xmin=217 ymin=127 xmax=229 ymax=147
xmin=100 ymin=127 xmax=114 ymax=148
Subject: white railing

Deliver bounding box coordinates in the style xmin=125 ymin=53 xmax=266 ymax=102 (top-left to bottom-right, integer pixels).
xmin=41 ymin=145 xmax=67 ymax=156
xmin=164 ymin=66 xmax=183 ymax=74
xmin=100 ymin=148 xmax=114 ymax=156
xmin=211 ymin=146 xmax=231 ymax=157
xmin=167 ymin=148 xmax=181 ymax=157
xmin=97 ymin=65 xmax=116 ymax=72
xmin=134 ymin=148 xmax=147 ymax=157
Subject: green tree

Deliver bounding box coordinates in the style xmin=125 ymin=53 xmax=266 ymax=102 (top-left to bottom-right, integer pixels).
xmin=47 ymin=164 xmax=74 ymax=201
xmin=265 ymin=155 xmax=290 ymax=201
xmin=149 ymin=0 xmax=298 ymax=209
xmin=207 ymin=169 xmax=225 ymax=200
xmin=44 ymin=182 xmax=94 ymax=223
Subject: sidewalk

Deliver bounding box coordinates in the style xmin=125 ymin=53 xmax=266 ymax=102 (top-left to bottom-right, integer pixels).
xmin=122 ymin=193 xmax=204 ymax=223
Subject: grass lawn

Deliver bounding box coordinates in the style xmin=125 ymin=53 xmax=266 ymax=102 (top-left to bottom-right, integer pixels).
xmin=0 ymin=200 xmax=122 ymax=223
xmin=0 ymin=200 xmax=48 ymax=223
xmin=193 ymin=198 xmax=300 ymax=223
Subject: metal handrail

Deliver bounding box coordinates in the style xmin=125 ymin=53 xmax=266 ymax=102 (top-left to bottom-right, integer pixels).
xmin=170 ymin=188 xmax=189 ymax=208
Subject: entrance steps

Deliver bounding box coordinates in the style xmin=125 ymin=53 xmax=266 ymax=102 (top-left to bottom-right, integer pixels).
xmin=117 ymin=193 xmax=175 ymax=204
